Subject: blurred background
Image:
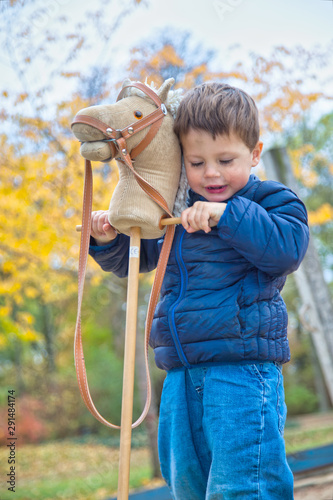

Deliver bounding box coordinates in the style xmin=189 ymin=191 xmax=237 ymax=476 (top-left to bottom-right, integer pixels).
xmin=0 ymin=0 xmax=333 ymax=498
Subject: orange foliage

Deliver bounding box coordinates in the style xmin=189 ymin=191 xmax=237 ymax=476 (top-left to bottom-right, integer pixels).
xmin=0 ymin=396 xmax=48 ymax=445
xmin=0 ymin=92 xmax=118 ymax=342
xmin=308 ymin=203 xmax=333 ymax=226
xmin=150 ymin=45 xmax=184 ymax=70
xmin=289 ymin=145 xmax=319 ymax=188
xmin=128 ymin=43 xmax=331 ymax=138
xmin=0 ymin=2 xmax=331 ymax=354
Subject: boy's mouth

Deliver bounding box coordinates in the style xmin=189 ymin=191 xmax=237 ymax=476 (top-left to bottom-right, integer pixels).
xmin=205 ymin=185 xmax=227 ymax=194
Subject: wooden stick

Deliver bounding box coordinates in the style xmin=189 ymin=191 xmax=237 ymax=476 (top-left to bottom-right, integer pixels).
xmin=117 ymin=226 xmax=141 ymax=500
xmin=75 ymin=217 xmax=181 ymax=232
xmin=160 ymin=216 xmax=181 ymax=226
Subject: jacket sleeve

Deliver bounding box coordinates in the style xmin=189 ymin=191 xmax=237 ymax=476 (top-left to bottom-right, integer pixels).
xmin=217 ymin=181 xmax=309 ymax=277
xmin=89 ymin=234 xmax=160 ymax=278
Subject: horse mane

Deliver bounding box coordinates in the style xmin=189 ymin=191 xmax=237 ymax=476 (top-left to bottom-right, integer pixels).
xmin=124 ymin=80 xmax=190 ymax=217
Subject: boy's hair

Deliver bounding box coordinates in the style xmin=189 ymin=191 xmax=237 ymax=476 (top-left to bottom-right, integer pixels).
xmin=174 ymin=82 xmax=260 ymax=151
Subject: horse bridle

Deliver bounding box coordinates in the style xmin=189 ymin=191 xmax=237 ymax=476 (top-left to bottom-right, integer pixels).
xmin=71 ymin=82 xmax=168 ymax=162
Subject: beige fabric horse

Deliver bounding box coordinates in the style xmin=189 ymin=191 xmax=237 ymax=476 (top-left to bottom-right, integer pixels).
xmin=71 ymin=78 xmax=188 ymax=238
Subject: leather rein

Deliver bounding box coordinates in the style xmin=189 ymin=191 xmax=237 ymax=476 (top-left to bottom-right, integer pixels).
xmin=71 ymin=82 xmax=176 ymax=429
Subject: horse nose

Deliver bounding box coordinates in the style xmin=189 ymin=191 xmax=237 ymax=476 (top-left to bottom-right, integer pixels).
xmin=71 ymin=121 xmax=107 ymax=142
xmin=80 ymin=140 xmax=115 ymax=162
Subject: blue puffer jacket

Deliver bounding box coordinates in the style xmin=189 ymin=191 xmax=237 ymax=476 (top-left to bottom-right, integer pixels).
xmin=89 ymin=175 xmax=309 ymax=371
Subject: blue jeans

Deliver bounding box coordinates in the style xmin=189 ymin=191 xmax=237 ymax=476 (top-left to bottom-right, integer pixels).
xmin=158 ymin=363 xmax=294 ymax=499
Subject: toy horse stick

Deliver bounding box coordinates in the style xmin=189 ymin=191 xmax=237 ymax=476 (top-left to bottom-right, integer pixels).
xmin=71 ymin=79 xmax=182 ymax=500
xmin=118 ymin=225 xmax=141 ymax=500
xmin=75 ymin=216 xmax=181 ymax=232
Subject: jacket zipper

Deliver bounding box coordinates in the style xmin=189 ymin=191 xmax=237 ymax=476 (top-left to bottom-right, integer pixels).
xmin=168 ymin=228 xmax=191 ymax=368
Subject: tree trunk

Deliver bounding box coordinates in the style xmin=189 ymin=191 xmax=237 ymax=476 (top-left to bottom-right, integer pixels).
xmin=41 ymin=299 xmax=56 ymax=373
xmin=12 ymin=301 xmax=26 ymax=393
xmin=262 ymin=147 xmax=333 ymax=405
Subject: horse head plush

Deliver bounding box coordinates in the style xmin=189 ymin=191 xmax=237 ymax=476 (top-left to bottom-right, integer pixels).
xmin=71 ymin=78 xmax=188 ymax=238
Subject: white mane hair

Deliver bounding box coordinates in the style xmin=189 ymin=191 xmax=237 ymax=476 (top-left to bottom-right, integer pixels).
xmin=124 ymin=80 xmax=189 ymax=217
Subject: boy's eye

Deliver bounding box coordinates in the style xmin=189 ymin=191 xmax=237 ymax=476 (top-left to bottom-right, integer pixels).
xmin=219 ymin=159 xmax=233 ymax=165
xmin=190 ymin=162 xmax=203 ymax=167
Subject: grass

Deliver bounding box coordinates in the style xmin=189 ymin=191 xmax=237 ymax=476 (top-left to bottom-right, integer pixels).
xmin=1 ymin=414 xmax=333 ymax=499
xmin=285 ymin=424 xmax=333 ymax=454
xmin=0 ymin=441 xmax=159 ymax=500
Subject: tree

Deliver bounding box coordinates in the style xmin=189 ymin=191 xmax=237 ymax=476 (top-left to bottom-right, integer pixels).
xmin=263 ymin=146 xmax=333 ymax=410
xmin=0 ymin=0 xmax=145 ymax=438
xmin=127 ymin=32 xmax=332 ymax=135
xmin=0 ymin=0 xmax=144 ymax=366
xmin=286 ymin=112 xmax=333 ymax=268
xmin=128 ymin=29 xmax=215 ymax=88
xmin=0 ymin=10 xmax=332 ymax=461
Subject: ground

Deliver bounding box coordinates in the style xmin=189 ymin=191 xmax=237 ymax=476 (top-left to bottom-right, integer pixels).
xmin=294 ymin=470 xmax=333 ymax=500
xmin=0 ymin=411 xmax=332 ymax=499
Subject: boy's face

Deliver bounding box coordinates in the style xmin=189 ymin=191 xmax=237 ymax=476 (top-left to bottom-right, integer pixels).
xmin=181 ymin=129 xmax=263 ymax=202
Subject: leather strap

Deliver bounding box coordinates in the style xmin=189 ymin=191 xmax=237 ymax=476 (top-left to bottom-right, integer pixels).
xmin=74 ymin=160 xmax=175 ymax=428
xmin=130 ymin=119 xmax=162 ymax=160
xmin=74 ymin=160 xmax=122 ymax=427
xmin=117 ymin=82 xmax=163 ymax=107
xmin=116 ymin=137 xmax=172 ymax=215
xmin=73 ymin=83 xmax=177 ymax=428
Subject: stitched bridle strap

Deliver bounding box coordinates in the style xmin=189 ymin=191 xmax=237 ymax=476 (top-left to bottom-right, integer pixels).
xmin=71 ymin=114 xmax=117 ymax=138
xmin=117 ymin=83 xmax=167 ymax=159
xmin=117 ymin=137 xmax=172 ymax=217
xmin=74 ymin=160 xmax=122 ymax=428
xmin=74 ymin=160 xmax=176 ymax=429
xmin=116 ymin=82 xmax=163 ymax=108
xmin=71 ymin=107 xmax=164 ymax=143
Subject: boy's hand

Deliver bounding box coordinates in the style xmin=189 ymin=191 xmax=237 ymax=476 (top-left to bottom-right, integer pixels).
xmin=181 ymin=202 xmax=227 ymax=234
xmin=91 ymin=210 xmax=118 ymax=245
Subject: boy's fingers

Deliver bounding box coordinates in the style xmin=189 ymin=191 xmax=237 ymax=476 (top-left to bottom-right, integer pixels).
xmin=91 ymin=211 xmax=110 ymax=237
xmin=181 ymin=203 xmax=216 ymax=233
xmin=103 ymin=222 xmax=115 ymax=235
xmin=190 ymin=206 xmax=211 ymax=233
xmin=97 ymin=215 xmax=107 ymax=234
xmin=95 ymin=212 xmax=106 ymax=228
xmin=181 ymin=209 xmax=191 ymax=230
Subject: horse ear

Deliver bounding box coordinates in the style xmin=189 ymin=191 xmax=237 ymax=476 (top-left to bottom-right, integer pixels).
xmin=157 ymin=78 xmax=175 ymax=103
xmin=120 ymin=78 xmax=132 ymax=98
xmin=122 ymin=78 xmax=132 ymax=89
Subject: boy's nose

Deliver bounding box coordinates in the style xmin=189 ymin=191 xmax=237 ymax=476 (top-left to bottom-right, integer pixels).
xmin=204 ymin=163 xmax=220 ymax=178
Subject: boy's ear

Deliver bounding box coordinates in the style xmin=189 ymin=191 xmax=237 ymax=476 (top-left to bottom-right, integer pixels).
xmin=251 ymin=141 xmax=263 ymax=167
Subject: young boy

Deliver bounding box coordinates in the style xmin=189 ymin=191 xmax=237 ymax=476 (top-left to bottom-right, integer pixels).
xmin=89 ymin=83 xmax=309 ymax=499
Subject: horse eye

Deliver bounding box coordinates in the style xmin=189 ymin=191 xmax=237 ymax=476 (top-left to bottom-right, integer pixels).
xmin=134 ymin=110 xmax=143 ymax=119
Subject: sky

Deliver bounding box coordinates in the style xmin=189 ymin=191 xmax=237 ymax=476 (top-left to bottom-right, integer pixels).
xmin=1 ymin=0 xmax=333 ymax=91
xmin=121 ymin=0 xmax=333 ymax=57
xmin=0 ymin=0 xmax=332 ymax=128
